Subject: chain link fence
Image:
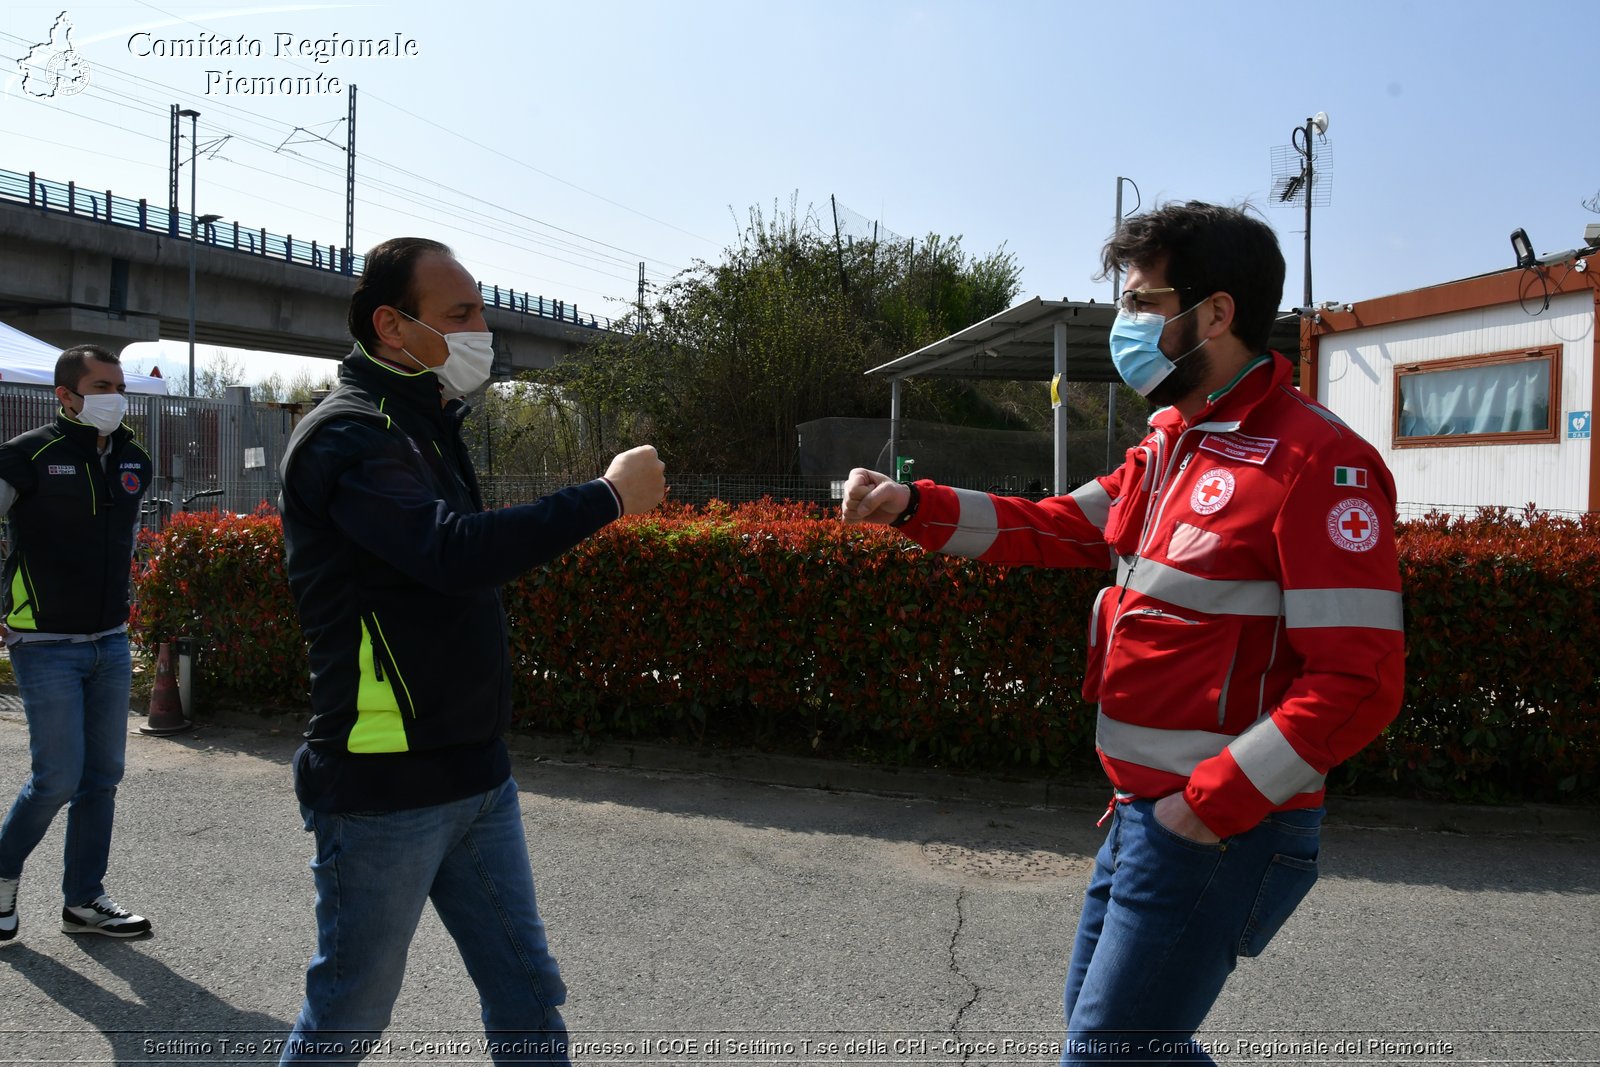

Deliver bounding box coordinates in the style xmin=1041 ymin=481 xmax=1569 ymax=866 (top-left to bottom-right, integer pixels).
xmin=1 ymin=383 xmax=1586 ymax=533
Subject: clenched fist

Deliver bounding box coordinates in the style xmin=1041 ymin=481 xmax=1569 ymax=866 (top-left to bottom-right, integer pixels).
xmin=605 ymin=445 xmax=666 ymax=515
xmin=840 ymin=467 xmax=910 ymax=525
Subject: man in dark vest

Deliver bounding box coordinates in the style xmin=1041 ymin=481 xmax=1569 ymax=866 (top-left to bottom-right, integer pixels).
xmin=0 ymin=344 xmax=154 ymax=945
xmin=277 ymin=237 xmax=665 ymax=1064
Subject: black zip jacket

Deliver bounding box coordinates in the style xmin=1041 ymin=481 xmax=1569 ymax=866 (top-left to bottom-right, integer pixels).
xmin=0 ymin=413 xmax=151 ymax=635
xmin=278 ymin=346 xmax=621 ymax=813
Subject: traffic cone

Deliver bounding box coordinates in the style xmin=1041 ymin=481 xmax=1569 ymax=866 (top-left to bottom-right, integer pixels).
xmin=139 ymin=642 xmax=192 ymax=736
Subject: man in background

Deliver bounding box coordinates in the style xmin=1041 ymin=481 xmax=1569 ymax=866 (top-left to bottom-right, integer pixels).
xmin=0 ymin=344 xmax=154 ymax=945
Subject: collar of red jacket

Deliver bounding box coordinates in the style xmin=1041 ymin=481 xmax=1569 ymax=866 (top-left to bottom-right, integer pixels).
xmin=1152 ymin=351 xmax=1291 ymax=433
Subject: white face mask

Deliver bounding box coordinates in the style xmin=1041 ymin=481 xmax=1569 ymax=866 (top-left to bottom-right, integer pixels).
xmin=72 ymin=392 xmax=128 ymax=435
xmin=396 ymin=310 xmax=495 ymax=397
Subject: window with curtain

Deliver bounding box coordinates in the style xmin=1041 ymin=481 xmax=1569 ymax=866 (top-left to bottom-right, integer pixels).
xmin=1394 ymin=346 xmax=1559 ymax=447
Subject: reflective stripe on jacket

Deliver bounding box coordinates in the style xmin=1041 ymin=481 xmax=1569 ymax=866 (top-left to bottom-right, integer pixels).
xmin=898 ymin=353 xmax=1405 ymax=838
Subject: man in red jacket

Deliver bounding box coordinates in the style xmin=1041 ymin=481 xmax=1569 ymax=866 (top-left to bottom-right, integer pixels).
xmin=843 ymin=202 xmax=1403 ymax=1065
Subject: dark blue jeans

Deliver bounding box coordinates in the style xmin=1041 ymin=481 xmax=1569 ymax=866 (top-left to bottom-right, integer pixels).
xmin=1061 ymin=798 xmax=1322 ymax=1066
xmin=282 ymin=777 xmax=569 ymax=1066
xmin=0 ymin=632 xmax=131 ymax=904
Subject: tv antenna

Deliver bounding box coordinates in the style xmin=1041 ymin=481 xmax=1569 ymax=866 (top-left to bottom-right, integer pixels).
xmin=1271 ymin=111 xmax=1330 ymax=309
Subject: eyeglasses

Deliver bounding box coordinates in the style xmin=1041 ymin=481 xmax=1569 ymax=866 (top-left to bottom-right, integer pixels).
xmin=1119 ymin=287 xmax=1195 ymax=315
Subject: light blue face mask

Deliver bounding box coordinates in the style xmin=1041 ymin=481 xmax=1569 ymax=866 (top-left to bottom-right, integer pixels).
xmin=1108 ymin=305 xmax=1206 ymax=397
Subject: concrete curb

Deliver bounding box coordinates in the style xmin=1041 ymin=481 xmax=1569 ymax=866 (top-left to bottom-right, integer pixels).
xmin=502 ymin=731 xmax=1598 ymax=840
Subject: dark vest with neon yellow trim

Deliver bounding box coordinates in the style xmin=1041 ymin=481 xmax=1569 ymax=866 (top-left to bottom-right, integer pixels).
xmin=0 ymin=414 xmax=151 ymax=634
xmin=279 ymin=347 xmax=515 ymax=812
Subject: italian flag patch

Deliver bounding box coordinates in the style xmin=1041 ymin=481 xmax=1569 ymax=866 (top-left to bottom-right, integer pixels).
xmin=1334 ymin=466 xmax=1368 ymax=488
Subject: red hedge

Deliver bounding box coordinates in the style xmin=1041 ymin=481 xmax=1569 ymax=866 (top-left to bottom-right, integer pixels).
xmin=502 ymin=500 xmax=1103 ymax=771
xmin=130 ymin=507 xmax=306 ymax=704
xmin=130 ymin=502 xmax=1599 ymax=801
xmin=1348 ymin=506 xmax=1600 ymax=801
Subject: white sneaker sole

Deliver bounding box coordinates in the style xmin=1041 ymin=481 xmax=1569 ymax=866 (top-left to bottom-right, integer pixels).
xmin=61 ymin=920 xmax=149 ymax=938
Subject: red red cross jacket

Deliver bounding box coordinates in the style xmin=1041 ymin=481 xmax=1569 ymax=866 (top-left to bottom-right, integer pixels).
xmin=896 ymin=353 xmax=1405 ymax=837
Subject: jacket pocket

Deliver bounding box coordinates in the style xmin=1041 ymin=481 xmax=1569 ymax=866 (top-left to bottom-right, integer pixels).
xmin=353 ymin=592 xmax=509 ymax=752
xmin=1100 ymin=606 xmax=1243 ymax=729
xmin=6 ymin=561 xmax=38 ymax=631
xmin=1081 ymin=585 xmax=1117 ymax=703
xmin=1102 ymin=446 xmax=1152 ymax=554
xmin=348 ymin=611 xmax=415 ymax=753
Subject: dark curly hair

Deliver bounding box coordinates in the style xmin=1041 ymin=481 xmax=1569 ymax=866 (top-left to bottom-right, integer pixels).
xmin=1100 ymin=201 xmax=1285 ymax=355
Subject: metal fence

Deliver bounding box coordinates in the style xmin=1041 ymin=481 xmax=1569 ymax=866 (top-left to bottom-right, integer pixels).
xmin=1394 ymin=501 xmax=1592 ymax=522
xmin=2 ymin=379 xmax=1585 ymax=530
xmin=0 ymin=383 xmax=293 ymax=535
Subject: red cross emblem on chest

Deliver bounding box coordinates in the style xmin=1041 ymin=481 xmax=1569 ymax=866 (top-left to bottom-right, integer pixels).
xmin=1189 ymin=467 xmax=1235 ymax=515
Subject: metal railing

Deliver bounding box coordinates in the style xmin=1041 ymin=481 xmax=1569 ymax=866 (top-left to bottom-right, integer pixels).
xmin=0 ymin=167 xmax=617 ymax=331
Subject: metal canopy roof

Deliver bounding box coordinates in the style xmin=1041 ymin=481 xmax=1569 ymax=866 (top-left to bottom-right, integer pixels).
xmin=867 ymin=296 xmax=1304 ymax=383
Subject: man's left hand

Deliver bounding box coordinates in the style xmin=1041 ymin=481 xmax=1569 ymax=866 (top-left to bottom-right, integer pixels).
xmin=1153 ymin=792 xmax=1221 ymax=844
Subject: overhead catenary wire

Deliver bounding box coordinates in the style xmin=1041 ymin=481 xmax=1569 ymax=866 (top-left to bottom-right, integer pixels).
xmin=125 ymin=0 xmax=717 ymax=248
xmin=2 ymin=25 xmax=688 ymax=294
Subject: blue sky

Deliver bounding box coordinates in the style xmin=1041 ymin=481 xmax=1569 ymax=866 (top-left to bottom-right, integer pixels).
xmin=3 ymin=0 xmax=1597 ymax=384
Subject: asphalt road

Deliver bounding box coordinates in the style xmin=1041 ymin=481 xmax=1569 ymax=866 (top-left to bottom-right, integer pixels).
xmin=0 ymin=704 xmax=1596 ymax=1067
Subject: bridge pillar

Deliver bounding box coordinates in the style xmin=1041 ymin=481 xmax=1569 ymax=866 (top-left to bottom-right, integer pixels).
xmin=2 ymin=307 xmax=160 ymax=355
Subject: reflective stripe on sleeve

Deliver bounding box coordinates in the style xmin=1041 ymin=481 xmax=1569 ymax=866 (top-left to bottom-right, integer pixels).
xmin=1123 ymin=557 xmax=1282 ymax=617
xmin=936 ymin=488 xmax=999 ymax=558
xmin=1284 ymin=587 xmax=1403 ymax=631
xmin=1228 ymin=717 xmax=1326 ymax=803
xmin=1070 ymin=480 xmax=1112 ymax=531
xmin=1096 ymin=711 xmax=1234 ymax=777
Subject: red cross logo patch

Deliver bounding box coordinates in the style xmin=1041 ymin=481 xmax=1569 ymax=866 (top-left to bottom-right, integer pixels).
xmin=1327 ymin=497 xmax=1380 ymax=552
xmin=1190 ymin=468 xmax=1235 ymax=516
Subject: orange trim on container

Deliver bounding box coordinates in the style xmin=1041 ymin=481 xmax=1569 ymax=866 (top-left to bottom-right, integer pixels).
xmin=1305 ymin=262 xmax=1600 ymax=512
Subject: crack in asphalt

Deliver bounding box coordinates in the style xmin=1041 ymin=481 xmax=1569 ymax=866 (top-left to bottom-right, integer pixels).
xmin=947 ymin=887 xmax=981 ymax=1064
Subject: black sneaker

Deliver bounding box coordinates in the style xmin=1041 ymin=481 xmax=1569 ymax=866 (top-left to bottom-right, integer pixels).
xmin=0 ymin=876 xmax=16 ymax=945
xmin=61 ymin=894 xmax=151 ymax=938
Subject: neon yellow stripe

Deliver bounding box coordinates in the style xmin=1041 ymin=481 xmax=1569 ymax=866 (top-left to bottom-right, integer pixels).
xmin=348 ymin=618 xmax=408 ymax=753
xmin=28 ymin=436 xmax=64 ymax=461
xmin=6 ymin=567 xmax=35 ymax=630
xmin=358 ymin=341 xmax=429 ymax=379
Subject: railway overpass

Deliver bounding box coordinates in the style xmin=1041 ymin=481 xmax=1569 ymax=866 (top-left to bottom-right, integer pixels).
xmin=0 ymin=169 xmax=620 ymax=384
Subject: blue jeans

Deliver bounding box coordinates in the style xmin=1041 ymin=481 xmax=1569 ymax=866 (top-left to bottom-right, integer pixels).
xmin=0 ymin=632 xmax=132 ymax=904
xmin=1060 ymin=798 xmax=1322 ymax=1066
xmin=282 ymin=777 xmax=569 ymax=1066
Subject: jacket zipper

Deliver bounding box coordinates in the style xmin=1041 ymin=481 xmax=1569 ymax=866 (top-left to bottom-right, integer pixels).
xmin=363 ymin=613 xmax=413 ymax=720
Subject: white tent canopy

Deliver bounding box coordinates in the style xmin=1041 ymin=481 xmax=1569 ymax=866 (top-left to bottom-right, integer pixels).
xmin=0 ymin=320 xmax=169 ymax=395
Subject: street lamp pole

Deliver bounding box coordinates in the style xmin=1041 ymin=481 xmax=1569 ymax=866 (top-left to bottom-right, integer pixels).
xmin=179 ymin=108 xmax=200 ymax=397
